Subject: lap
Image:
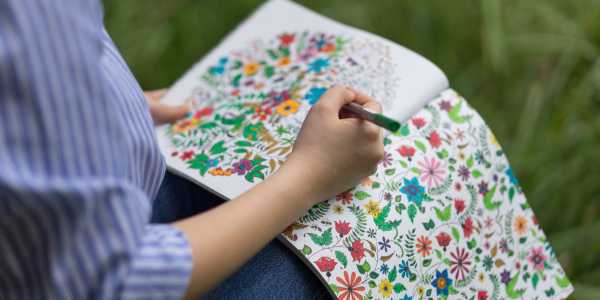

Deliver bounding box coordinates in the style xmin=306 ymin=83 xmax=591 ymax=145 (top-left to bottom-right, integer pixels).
xmin=151 ymin=172 xmax=329 ymax=300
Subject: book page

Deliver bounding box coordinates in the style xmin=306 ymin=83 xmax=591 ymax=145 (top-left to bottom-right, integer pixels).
xmin=280 ymin=89 xmax=572 ymax=299
xmin=157 ymin=0 xmax=448 ymax=199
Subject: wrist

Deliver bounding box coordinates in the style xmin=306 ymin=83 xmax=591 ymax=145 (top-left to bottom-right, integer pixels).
xmin=266 ymin=157 xmax=326 ymax=210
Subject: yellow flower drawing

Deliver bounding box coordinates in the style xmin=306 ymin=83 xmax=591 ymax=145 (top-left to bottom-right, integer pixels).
xmin=275 ymin=99 xmax=300 ymax=117
xmin=514 ymin=215 xmax=528 ymax=235
xmin=378 ymin=279 xmax=393 ymax=298
xmin=364 ymin=200 xmax=380 ymax=217
xmin=243 ymin=61 xmax=261 ymax=76
xmin=171 ymin=119 xmax=198 ymax=134
xmin=277 ymin=56 xmax=291 ymax=67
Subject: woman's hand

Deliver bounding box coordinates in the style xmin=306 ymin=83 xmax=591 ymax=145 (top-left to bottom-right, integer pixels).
xmin=174 ymin=85 xmax=384 ymax=299
xmin=281 ymin=85 xmax=385 ymax=205
xmin=144 ymin=89 xmax=191 ymax=125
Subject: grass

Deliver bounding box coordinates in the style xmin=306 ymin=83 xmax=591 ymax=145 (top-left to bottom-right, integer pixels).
xmin=103 ymin=0 xmax=600 ymax=297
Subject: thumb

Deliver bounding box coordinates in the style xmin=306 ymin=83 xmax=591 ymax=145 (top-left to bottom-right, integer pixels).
xmin=149 ymin=100 xmax=191 ymax=125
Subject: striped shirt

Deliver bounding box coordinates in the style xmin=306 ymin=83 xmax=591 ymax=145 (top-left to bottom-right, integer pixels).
xmin=0 ymin=0 xmax=192 ymax=299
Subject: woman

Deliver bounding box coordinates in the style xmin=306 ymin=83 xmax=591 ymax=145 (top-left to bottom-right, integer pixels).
xmin=0 ymin=1 xmax=383 ymax=299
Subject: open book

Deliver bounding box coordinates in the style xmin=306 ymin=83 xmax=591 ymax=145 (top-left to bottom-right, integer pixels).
xmin=156 ymin=0 xmax=573 ymax=299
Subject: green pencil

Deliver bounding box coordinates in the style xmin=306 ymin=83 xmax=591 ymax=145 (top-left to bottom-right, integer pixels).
xmin=340 ymin=102 xmax=401 ymax=132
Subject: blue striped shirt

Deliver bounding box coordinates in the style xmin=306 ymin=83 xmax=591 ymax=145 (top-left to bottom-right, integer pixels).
xmin=0 ymin=0 xmax=192 ymax=299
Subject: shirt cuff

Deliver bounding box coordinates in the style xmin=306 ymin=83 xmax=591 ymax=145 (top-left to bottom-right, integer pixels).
xmin=121 ymin=224 xmax=193 ymax=300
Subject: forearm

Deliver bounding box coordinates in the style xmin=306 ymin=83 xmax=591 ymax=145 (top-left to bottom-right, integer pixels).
xmin=173 ymin=159 xmax=318 ymax=299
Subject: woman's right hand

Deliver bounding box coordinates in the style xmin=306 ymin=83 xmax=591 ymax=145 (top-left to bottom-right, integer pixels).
xmin=281 ymin=85 xmax=385 ymax=205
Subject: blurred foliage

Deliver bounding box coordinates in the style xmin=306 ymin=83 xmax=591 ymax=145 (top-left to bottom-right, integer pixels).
xmin=103 ymin=0 xmax=600 ymax=297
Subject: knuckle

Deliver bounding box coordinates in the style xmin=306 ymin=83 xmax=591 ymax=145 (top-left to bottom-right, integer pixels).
xmin=373 ymin=102 xmax=383 ymax=113
xmin=315 ymin=98 xmax=332 ymax=111
xmin=365 ymin=126 xmax=380 ymax=141
xmin=329 ymin=85 xmax=344 ymax=94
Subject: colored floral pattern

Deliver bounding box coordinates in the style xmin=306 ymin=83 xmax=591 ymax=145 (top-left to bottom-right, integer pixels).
xmin=166 ymin=32 xmax=397 ymax=183
xmin=162 ymin=31 xmax=571 ymax=299
xmin=283 ymin=90 xmax=572 ymax=299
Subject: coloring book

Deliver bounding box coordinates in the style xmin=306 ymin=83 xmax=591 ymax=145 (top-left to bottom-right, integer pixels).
xmin=156 ymin=1 xmax=573 ymax=299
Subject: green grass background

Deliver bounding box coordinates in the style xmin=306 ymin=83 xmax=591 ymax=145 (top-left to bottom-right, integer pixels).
xmin=102 ymin=1 xmax=600 ymax=298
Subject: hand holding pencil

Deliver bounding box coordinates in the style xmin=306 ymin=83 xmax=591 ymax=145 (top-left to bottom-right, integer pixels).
xmin=284 ymin=86 xmax=386 ymax=203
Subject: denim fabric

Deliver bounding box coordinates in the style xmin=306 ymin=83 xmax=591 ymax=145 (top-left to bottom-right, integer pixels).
xmin=151 ymin=172 xmax=331 ymax=300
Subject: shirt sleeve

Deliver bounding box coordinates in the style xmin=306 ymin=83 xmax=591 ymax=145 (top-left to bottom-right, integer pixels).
xmin=122 ymin=225 xmax=193 ymax=299
xmin=0 ymin=1 xmax=193 ymax=299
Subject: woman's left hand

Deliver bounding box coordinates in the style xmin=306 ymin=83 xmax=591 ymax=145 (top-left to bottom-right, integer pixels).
xmin=144 ymin=89 xmax=191 ymax=125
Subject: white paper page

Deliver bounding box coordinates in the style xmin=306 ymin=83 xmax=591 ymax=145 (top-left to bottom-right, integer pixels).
xmin=157 ymin=0 xmax=449 ymax=199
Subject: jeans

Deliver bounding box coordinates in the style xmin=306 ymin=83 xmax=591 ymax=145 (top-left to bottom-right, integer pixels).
xmin=151 ymin=172 xmax=330 ymax=300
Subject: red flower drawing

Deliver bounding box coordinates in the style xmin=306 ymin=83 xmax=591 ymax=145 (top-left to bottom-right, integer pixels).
xmin=315 ymin=256 xmax=337 ymax=276
xmin=428 ymin=131 xmax=442 ymax=148
xmin=336 ymin=271 xmax=365 ymax=300
xmin=454 ymin=199 xmax=466 ymax=214
xmin=335 ymin=221 xmax=352 ymax=237
xmin=463 ymin=217 xmax=474 ymax=238
xmin=336 ymin=191 xmax=353 ymax=205
xmin=279 ymin=33 xmax=295 ymax=46
xmin=435 ymin=232 xmax=452 ymax=250
xmin=416 ymin=235 xmax=432 ymax=257
xmin=477 ymin=290 xmax=488 ymax=300
xmin=397 ymin=145 xmax=415 ymax=159
xmin=411 ymin=117 xmax=426 ymax=129
xmin=350 ymin=240 xmax=365 ymax=262
xmin=192 ymin=106 xmax=214 ymax=120
xmin=180 ymin=150 xmax=195 ymax=161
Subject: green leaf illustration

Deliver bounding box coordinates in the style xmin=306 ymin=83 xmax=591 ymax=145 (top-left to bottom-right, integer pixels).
xmin=467 ymin=156 xmax=474 ymax=168
xmin=555 ymin=275 xmax=571 ymax=289
xmin=357 ymin=261 xmax=371 ymax=274
xmin=393 ymin=283 xmax=406 ymax=293
xmin=399 ymin=124 xmax=410 ymax=136
xmin=235 ymin=140 xmax=253 ymax=147
xmin=368 ymin=280 xmax=377 ymax=288
xmin=508 ymin=186 xmax=515 ymax=202
xmin=335 ymin=250 xmax=348 ymax=268
xmin=199 ymin=121 xmax=218 ymax=129
xmin=448 ymin=98 xmax=472 ymax=124
xmin=264 ymin=65 xmax=274 ymax=78
xmin=422 ymin=219 xmax=435 ymax=230
xmin=187 ymin=153 xmax=210 ymax=176
xmin=436 ymin=149 xmax=449 ymax=159
xmin=467 ymin=239 xmax=477 ymax=250
xmin=414 ymin=140 xmax=427 ymax=153
xmin=408 ymin=204 xmax=417 ymax=223
xmin=483 ymin=185 xmax=501 ymax=211
xmin=451 ymin=226 xmax=461 ymax=242
xmin=354 ymin=190 xmax=370 ymax=200
xmin=209 ymin=140 xmax=227 ymax=155
xmin=532 ymin=273 xmax=539 ymax=289
xmin=302 ymin=245 xmax=312 ymax=255
xmin=435 ymin=205 xmax=452 ymax=222
xmin=449 ymin=286 xmax=459 ymax=295
xmin=423 ymin=258 xmax=432 ymax=267
xmin=388 ymin=266 xmax=397 ymax=282
xmin=307 ymin=228 xmax=332 ymax=246
xmin=506 ymin=271 xmax=526 ymax=299
xmin=374 ymin=202 xmax=402 ymax=231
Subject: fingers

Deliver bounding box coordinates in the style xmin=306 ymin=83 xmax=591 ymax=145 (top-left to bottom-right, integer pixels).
xmin=149 ymin=101 xmax=191 ymax=125
xmin=144 ymin=89 xmax=168 ymax=103
xmin=144 ymin=88 xmax=192 ymax=124
xmin=346 ymin=88 xmax=382 ymax=113
xmin=317 ymin=85 xmax=356 ymax=112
